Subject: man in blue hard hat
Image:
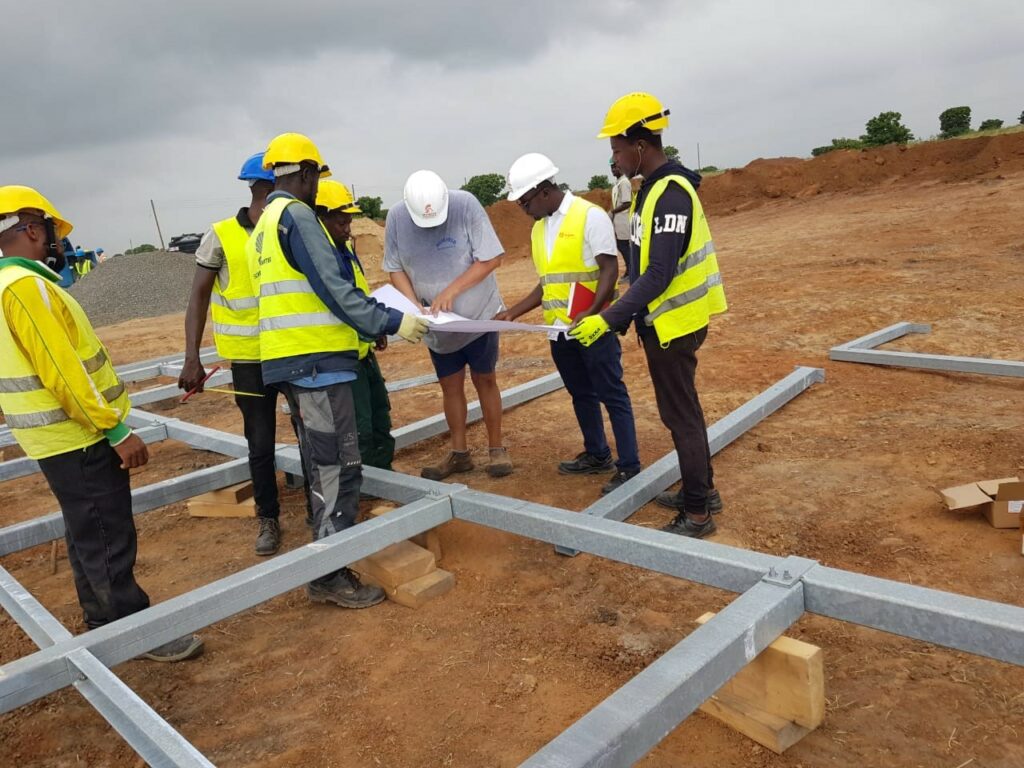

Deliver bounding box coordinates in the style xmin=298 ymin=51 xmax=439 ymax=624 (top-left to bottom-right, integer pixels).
xmin=179 ymin=152 xmax=290 ymax=556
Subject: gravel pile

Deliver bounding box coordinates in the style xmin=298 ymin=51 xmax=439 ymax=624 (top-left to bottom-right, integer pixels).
xmin=69 ymin=250 xmax=196 ymax=327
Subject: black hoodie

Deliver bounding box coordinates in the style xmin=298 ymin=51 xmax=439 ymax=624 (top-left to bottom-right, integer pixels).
xmin=602 ymin=160 xmax=703 ymax=336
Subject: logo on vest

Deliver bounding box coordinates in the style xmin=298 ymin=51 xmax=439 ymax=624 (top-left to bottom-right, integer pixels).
xmin=653 ymin=214 xmax=688 ymax=235
xmin=436 ymin=236 xmax=457 ymax=250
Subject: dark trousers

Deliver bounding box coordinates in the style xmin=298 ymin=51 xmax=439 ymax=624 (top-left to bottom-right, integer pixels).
xmin=352 ymin=353 xmax=395 ymax=470
xmin=642 ymin=326 xmax=714 ymax=511
xmin=231 ymin=363 xmax=280 ymax=519
xmin=550 ymin=332 xmax=640 ymax=472
xmin=278 ymin=382 xmax=362 ymax=567
xmin=616 ymin=238 xmax=631 ymax=275
xmin=37 ymin=441 xmax=150 ymax=629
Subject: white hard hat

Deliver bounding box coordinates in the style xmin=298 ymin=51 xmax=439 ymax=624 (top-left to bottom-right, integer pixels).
xmin=403 ymin=170 xmax=449 ymax=228
xmin=507 ymin=153 xmax=559 ymax=201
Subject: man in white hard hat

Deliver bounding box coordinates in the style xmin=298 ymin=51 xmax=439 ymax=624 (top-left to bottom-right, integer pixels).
xmin=499 ymin=153 xmax=640 ymax=496
xmin=384 ymin=170 xmax=513 ymax=480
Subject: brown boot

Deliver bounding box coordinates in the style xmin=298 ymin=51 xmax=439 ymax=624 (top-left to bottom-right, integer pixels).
xmin=486 ymin=447 xmax=513 ymax=478
xmin=421 ymin=450 xmax=474 ymax=481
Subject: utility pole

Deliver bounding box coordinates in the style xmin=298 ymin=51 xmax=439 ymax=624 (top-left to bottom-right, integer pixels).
xmin=150 ymin=199 xmax=166 ymax=250
xmin=696 ymin=142 xmax=702 ymax=171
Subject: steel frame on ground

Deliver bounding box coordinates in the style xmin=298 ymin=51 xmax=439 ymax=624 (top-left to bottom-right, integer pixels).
xmin=829 ymin=321 xmax=1024 ymax=378
xmin=1 ymin=353 xmax=1021 ymax=767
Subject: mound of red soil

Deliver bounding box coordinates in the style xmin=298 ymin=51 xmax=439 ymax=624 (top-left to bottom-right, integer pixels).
xmin=701 ymin=131 xmax=1024 ymax=214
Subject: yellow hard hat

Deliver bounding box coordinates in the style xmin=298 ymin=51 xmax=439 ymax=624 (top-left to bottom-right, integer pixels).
xmin=597 ymin=92 xmax=671 ymax=139
xmin=315 ymin=180 xmax=361 ymax=213
xmin=262 ymin=132 xmax=331 ymax=177
xmin=0 ymin=185 xmax=73 ymax=240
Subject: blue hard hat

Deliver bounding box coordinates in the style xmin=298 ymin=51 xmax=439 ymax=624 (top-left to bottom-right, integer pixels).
xmin=238 ymin=152 xmax=275 ymax=183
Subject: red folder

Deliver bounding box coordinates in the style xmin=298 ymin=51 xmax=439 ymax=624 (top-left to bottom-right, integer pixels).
xmin=567 ymin=282 xmax=609 ymax=320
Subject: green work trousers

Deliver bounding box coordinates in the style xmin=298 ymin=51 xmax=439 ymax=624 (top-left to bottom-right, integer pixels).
xmin=352 ymin=352 xmax=395 ymax=470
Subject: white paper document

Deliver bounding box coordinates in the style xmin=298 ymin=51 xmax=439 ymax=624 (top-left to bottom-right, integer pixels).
xmin=371 ymin=284 xmax=561 ymax=334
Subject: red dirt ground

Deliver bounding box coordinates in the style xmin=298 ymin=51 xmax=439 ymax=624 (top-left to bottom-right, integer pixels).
xmin=1 ymin=134 xmax=1023 ymax=767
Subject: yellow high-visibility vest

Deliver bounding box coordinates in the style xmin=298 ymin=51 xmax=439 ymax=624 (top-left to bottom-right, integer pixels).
xmin=0 ymin=264 xmax=131 ymax=459
xmin=210 ymin=216 xmax=260 ymax=361
xmin=247 ymin=197 xmax=360 ymax=362
xmin=634 ymin=174 xmax=727 ymax=345
xmin=350 ymin=257 xmax=373 ymax=360
xmin=530 ymin=197 xmax=601 ymax=326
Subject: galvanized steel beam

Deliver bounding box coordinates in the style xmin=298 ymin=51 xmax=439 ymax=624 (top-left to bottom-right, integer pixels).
xmin=0 ymin=497 xmax=452 ymax=714
xmin=829 ymin=322 xmax=1024 ymax=378
xmin=520 ymin=579 xmax=806 ymax=767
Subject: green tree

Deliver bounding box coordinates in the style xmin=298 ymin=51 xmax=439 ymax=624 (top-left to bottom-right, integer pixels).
xmin=664 ymin=145 xmax=680 ymax=161
xmin=587 ymin=174 xmax=611 ymax=190
xmin=557 ymin=182 xmax=570 ymax=192
xmin=126 ymin=243 xmax=156 ymax=255
xmin=860 ymin=112 xmax=914 ymax=147
xmin=1019 ymin=110 xmax=1024 ymax=125
xmin=978 ymin=118 xmax=1004 ymax=131
xmin=698 ymin=166 xmax=720 ymax=173
xmin=355 ymin=196 xmax=384 ymax=219
xmin=939 ymin=106 xmax=971 ymax=138
xmin=811 ymin=137 xmax=864 ymax=156
xmin=460 ymin=173 xmax=507 ymax=208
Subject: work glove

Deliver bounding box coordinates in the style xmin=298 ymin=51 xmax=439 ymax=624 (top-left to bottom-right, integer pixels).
xmin=569 ymin=315 xmax=610 ymax=347
xmin=397 ymin=313 xmax=430 ymax=343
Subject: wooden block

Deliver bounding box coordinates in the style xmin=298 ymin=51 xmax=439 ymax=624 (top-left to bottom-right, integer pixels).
xmin=700 ymin=691 xmax=811 ymax=754
xmin=187 ymin=498 xmax=256 ymax=518
xmin=389 ymin=569 xmax=455 ymax=609
xmin=412 ymin=530 xmax=443 ymax=562
xmin=193 ymin=481 xmax=254 ymax=505
xmin=352 ymin=541 xmax=435 ymax=590
xmin=696 ymin=612 xmax=824 ymax=729
xmin=364 ymin=504 xmax=398 ymax=518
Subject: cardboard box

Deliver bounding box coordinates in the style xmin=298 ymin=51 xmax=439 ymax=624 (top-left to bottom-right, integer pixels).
xmin=939 ymin=476 xmax=1024 ymax=529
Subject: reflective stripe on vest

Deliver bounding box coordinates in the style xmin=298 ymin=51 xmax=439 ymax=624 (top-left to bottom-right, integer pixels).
xmin=530 ymin=197 xmax=601 ymax=326
xmin=0 ymin=264 xmax=132 ymax=460
xmin=210 ymin=217 xmax=260 ymax=360
xmin=635 ymin=175 xmax=727 ymax=345
xmin=246 ymin=197 xmax=360 ymax=363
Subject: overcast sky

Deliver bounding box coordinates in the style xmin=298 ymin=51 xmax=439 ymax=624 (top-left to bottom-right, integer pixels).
xmin=3 ymin=0 xmax=1021 ymax=252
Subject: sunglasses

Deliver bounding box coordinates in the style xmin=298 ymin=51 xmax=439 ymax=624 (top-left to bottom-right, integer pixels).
xmin=518 ymin=187 xmax=543 ymax=209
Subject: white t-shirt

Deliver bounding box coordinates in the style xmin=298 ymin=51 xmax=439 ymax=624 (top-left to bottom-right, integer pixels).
xmin=540 ymin=192 xmax=617 ymax=340
xmin=611 ymin=175 xmax=633 ymax=240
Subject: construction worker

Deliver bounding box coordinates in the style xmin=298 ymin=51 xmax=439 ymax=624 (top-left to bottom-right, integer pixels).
xmin=178 ymin=151 xmax=291 ymax=556
xmin=247 ymin=133 xmax=429 ymax=609
xmin=609 ymin=160 xmax=633 ymax=279
xmin=0 ymin=186 xmax=202 ymax=660
xmin=500 ymin=153 xmax=641 ymax=494
xmin=315 ymin=180 xmax=396 ymax=471
xmin=384 ymin=170 xmax=513 ymax=480
xmin=571 ymin=93 xmax=727 ymax=538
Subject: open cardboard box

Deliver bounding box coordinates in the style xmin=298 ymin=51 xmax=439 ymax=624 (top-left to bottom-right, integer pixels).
xmin=939 ymin=476 xmax=1024 ymax=529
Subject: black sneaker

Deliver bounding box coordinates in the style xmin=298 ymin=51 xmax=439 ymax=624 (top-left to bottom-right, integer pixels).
xmin=600 ymin=468 xmax=641 ymax=495
xmin=655 ymin=488 xmax=723 ymax=514
xmin=307 ymin=567 xmax=386 ymax=609
xmin=139 ymin=634 xmax=204 ymax=663
xmin=558 ymin=452 xmax=615 ymax=475
xmin=661 ymin=512 xmax=717 ymax=539
xmin=254 ymin=517 xmax=281 ymax=556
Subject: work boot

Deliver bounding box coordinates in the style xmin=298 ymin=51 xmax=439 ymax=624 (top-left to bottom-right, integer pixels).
xmin=600 ymin=467 xmax=641 ymax=495
xmin=661 ymin=511 xmax=717 ymax=539
xmin=655 ymin=487 xmax=723 ymax=514
xmin=254 ymin=517 xmax=281 ymax=556
xmin=486 ymin=447 xmax=513 ymax=478
xmin=307 ymin=567 xmax=386 ymax=609
xmin=139 ymin=634 xmax=204 ymax=663
xmin=421 ymin=450 xmax=474 ymax=481
xmin=558 ymin=451 xmax=615 ymax=475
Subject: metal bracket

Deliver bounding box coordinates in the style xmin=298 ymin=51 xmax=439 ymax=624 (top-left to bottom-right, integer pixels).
xmin=762 ymin=555 xmax=818 ymax=588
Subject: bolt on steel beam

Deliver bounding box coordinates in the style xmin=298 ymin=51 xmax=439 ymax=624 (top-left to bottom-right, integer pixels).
xmin=829 ymin=322 xmax=1024 ymax=378
xmin=0 ymin=497 xmax=452 ymax=714
xmin=0 ymin=566 xmax=213 ymax=767
xmin=520 ymin=579 xmax=806 ymax=767
xmin=555 ymin=366 xmax=824 ymax=556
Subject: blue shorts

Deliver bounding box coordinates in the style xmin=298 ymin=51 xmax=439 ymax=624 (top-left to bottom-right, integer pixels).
xmin=429 ymin=332 xmax=499 ymax=379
